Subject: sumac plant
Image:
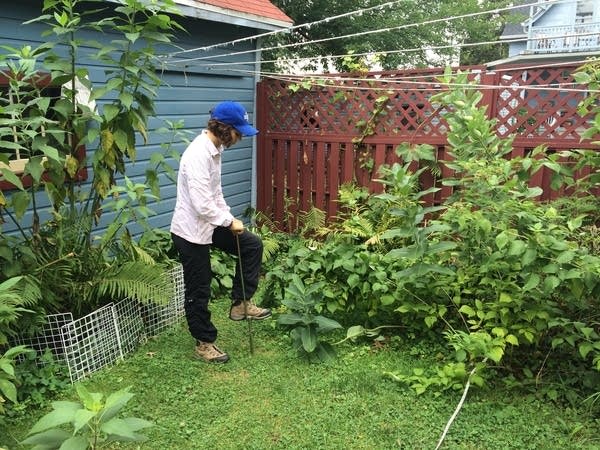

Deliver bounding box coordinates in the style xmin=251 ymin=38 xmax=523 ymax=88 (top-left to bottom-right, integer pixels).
xmin=385 ymin=70 xmax=600 ymax=397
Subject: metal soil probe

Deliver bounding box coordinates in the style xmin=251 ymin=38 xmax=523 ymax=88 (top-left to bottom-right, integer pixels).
xmin=235 ymin=233 xmax=255 ymax=355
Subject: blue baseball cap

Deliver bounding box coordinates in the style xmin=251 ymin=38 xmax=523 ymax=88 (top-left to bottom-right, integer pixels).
xmin=210 ymin=101 xmax=259 ymax=136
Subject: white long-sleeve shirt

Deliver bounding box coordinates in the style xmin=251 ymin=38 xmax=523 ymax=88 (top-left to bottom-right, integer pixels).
xmin=170 ymin=130 xmax=234 ymax=244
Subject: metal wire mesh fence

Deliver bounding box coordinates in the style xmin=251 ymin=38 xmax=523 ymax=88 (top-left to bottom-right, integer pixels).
xmin=11 ymin=264 xmax=185 ymax=383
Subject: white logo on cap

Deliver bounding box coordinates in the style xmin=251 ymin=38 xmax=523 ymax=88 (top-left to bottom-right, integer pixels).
xmin=244 ymin=113 xmax=249 ymax=121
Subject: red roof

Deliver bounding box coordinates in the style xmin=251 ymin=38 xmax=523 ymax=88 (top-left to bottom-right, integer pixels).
xmin=195 ymin=0 xmax=292 ymax=24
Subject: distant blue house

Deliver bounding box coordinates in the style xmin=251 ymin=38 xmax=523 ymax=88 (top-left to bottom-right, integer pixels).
xmin=493 ymin=0 xmax=599 ymax=65
xmin=0 ymin=0 xmax=292 ymax=235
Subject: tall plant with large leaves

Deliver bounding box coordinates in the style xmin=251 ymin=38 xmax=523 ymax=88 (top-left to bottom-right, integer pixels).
xmin=384 ymin=70 xmax=600 ymax=397
xmin=0 ymin=0 xmax=183 ymax=317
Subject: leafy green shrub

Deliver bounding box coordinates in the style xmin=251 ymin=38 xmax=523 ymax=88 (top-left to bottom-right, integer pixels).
xmin=22 ymin=384 xmax=152 ymax=449
xmin=12 ymin=350 xmax=70 ymax=413
xmin=0 ymin=345 xmax=34 ymax=416
xmin=382 ymin=70 xmax=600 ymax=396
xmin=276 ymin=275 xmax=341 ymax=362
xmin=264 ymin=68 xmax=600 ymax=399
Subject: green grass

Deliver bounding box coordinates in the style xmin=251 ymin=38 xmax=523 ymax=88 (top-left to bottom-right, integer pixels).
xmin=3 ymin=299 xmax=600 ymax=450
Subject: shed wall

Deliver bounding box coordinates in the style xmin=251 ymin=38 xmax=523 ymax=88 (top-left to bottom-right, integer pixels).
xmin=0 ymin=1 xmax=259 ymax=236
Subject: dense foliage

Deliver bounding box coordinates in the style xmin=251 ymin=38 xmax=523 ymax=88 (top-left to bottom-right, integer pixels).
xmin=261 ymin=65 xmax=600 ymax=404
xmin=0 ymin=0 xmax=185 ymax=422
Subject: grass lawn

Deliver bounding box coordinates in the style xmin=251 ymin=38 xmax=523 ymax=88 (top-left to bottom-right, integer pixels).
xmin=3 ymin=299 xmax=600 ymax=449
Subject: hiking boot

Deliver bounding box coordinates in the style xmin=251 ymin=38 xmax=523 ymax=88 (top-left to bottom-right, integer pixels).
xmin=229 ymin=300 xmax=272 ymax=321
xmin=194 ymin=341 xmax=229 ymax=363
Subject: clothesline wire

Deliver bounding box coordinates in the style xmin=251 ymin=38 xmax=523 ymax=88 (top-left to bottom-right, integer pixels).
xmin=166 ymin=32 xmax=598 ymax=73
xmin=210 ymin=67 xmax=598 ymax=94
xmin=161 ymin=0 xmax=571 ymax=66
xmin=162 ymin=0 xmax=408 ymax=58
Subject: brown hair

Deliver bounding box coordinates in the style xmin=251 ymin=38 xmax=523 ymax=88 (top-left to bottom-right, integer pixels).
xmin=207 ymin=119 xmax=241 ymax=148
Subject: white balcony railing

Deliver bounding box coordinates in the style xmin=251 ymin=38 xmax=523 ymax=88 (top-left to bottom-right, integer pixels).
xmin=527 ymin=22 xmax=600 ymax=53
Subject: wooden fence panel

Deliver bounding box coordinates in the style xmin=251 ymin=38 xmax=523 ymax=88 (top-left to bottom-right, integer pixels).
xmin=256 ymin=64 xmax=599 ymax=231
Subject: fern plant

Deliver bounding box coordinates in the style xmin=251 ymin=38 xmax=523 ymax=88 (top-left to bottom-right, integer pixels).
xmin=0 ymin=276 xmax=42 ymax=343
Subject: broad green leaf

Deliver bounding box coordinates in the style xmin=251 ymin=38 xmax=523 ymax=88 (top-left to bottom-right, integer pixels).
xmin=508 ymin=239 xmax=526 ymax=256
xmin=0 ymin=140 xmax=25 ymax=150
xmin=424 ymin=315 xmax=437 ymax=328
xmin=560 ymin=269 xmax=582 ymax=280
xmin=73 ymin=409 xmax=97 ymax=434
xmin=24 ymin=157 xmax=45 ymax=183
xmin=580 ymin=327 xmax=595 ymax=339
xmin=495 ymin=231 xmax=509 ymax=250
xmin=556 ymin=251 xmax=575 ymax=264
xmin=521 ymin=249 xmax=537 ymax=267
xmin=579 ymin=342 xmax=593 ymax=359
xmin=52 ymin=98 xmax=74 ymax=118
xmin=119 ymin=92 xmax=134 ymax=108
xmin=523 ymin=274 xmax=540 ymax=291
xmin=380 ymin=294 xmax=395 ymax=306
xmin=76 ymin=384 xmax=103 ymax=411
xmin=102 ymin=388 xmax=134 ymax=422
xmin=0 ymin=360 xmax=14 ymax=376
xmin=10 ymin=191 xmax=31 ymax=219
xmin=113 ymin=129 xmax=129 ymax=151
xmin=299 ymin=327 xmax=317 ymax=353
xmin=0 ymin=378 xmax=17 ymax=403
xmin=345 ymin=325 xmax=365 ymax=340
xmin=427 ymin=241 xmax=457 ymax=254
xmin=276 ymin=313 xmax=304 ymax=326
xmin=486 ymin=346 xmax=504 ymax=363
xmin=505 ymin=334 xmax=519 ymax=346
xmin=101 ymin=418 xmax=138 ymax=440
xmin=314 ymin=342 xmax=337 ymax=362
xmin=103 ymin=104 xmax=120 ymax=123
xmin=1 ymin=169 xmax=24 ymax=190
xmin=121 ymin=417 xmax=154 ymax=432
xmin=566 ymin=215 xmax=585 ymax=231
xmin=314 ymin=316 xmax=342 ymax=333
xmin=458 ymin=305 xmax=476 ymax=317
xmin=491 ymin=327 xmax=507 ymax=337
xmin=28 ymin=402 xmax=80 ymax=434
xmin=543 ymin=276 xmax=560 ymax=293
xmin=21 ymin=428 xmax=71 ymax=446
xmin=59 ymin=435 xmax=89 ymax=450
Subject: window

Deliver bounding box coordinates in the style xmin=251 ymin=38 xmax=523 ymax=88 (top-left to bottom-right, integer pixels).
xmin=0 ymin=72 xmax=87 ymax=190
xmin=576 ymin=0 xmax=593 ymax=24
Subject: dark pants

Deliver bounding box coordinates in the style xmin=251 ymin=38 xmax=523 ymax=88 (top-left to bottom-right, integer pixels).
xmin=171 ymin=227 xmax=263 ymax=343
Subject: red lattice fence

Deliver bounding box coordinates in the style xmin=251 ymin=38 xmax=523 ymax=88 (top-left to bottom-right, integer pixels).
xmin=256 ymin=64 xmax=598 ymax=230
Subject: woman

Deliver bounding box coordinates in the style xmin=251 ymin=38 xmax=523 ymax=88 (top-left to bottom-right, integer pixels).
xmin=170 ymin=101 xmax=270 ymax=363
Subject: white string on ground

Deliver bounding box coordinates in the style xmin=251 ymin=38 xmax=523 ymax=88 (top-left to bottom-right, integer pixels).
xmin=434 ymin=363 xmax=481 ymax=450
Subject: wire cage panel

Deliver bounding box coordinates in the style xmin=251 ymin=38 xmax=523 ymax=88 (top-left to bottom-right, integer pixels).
xmin=141 ymin=264 xmax=185 ymax=336
xmin=10 ymin=312 xmax=74 ymax=364
xmin=12 ymin=264 xmax=186 ymax=383
xmin=61 ymin=303 xmax=123 ymax=383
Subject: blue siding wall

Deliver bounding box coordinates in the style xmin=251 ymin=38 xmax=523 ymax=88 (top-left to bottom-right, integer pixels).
xmin=1 ymin=1 xmax=260 ymax=237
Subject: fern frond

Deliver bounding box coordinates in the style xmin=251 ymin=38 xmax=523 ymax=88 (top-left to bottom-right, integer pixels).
xmin=262 ymin=236 xmax=281 ymax=263
xmin=341 ymin=215 xmax=375 ymax=239
xmin=132 ymin=245 xmax=157 ymax=265
xmin=298 ymin=207 xmax=326 ymax=235
xmin=91 ymin=261 xmax=174 ymax=305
